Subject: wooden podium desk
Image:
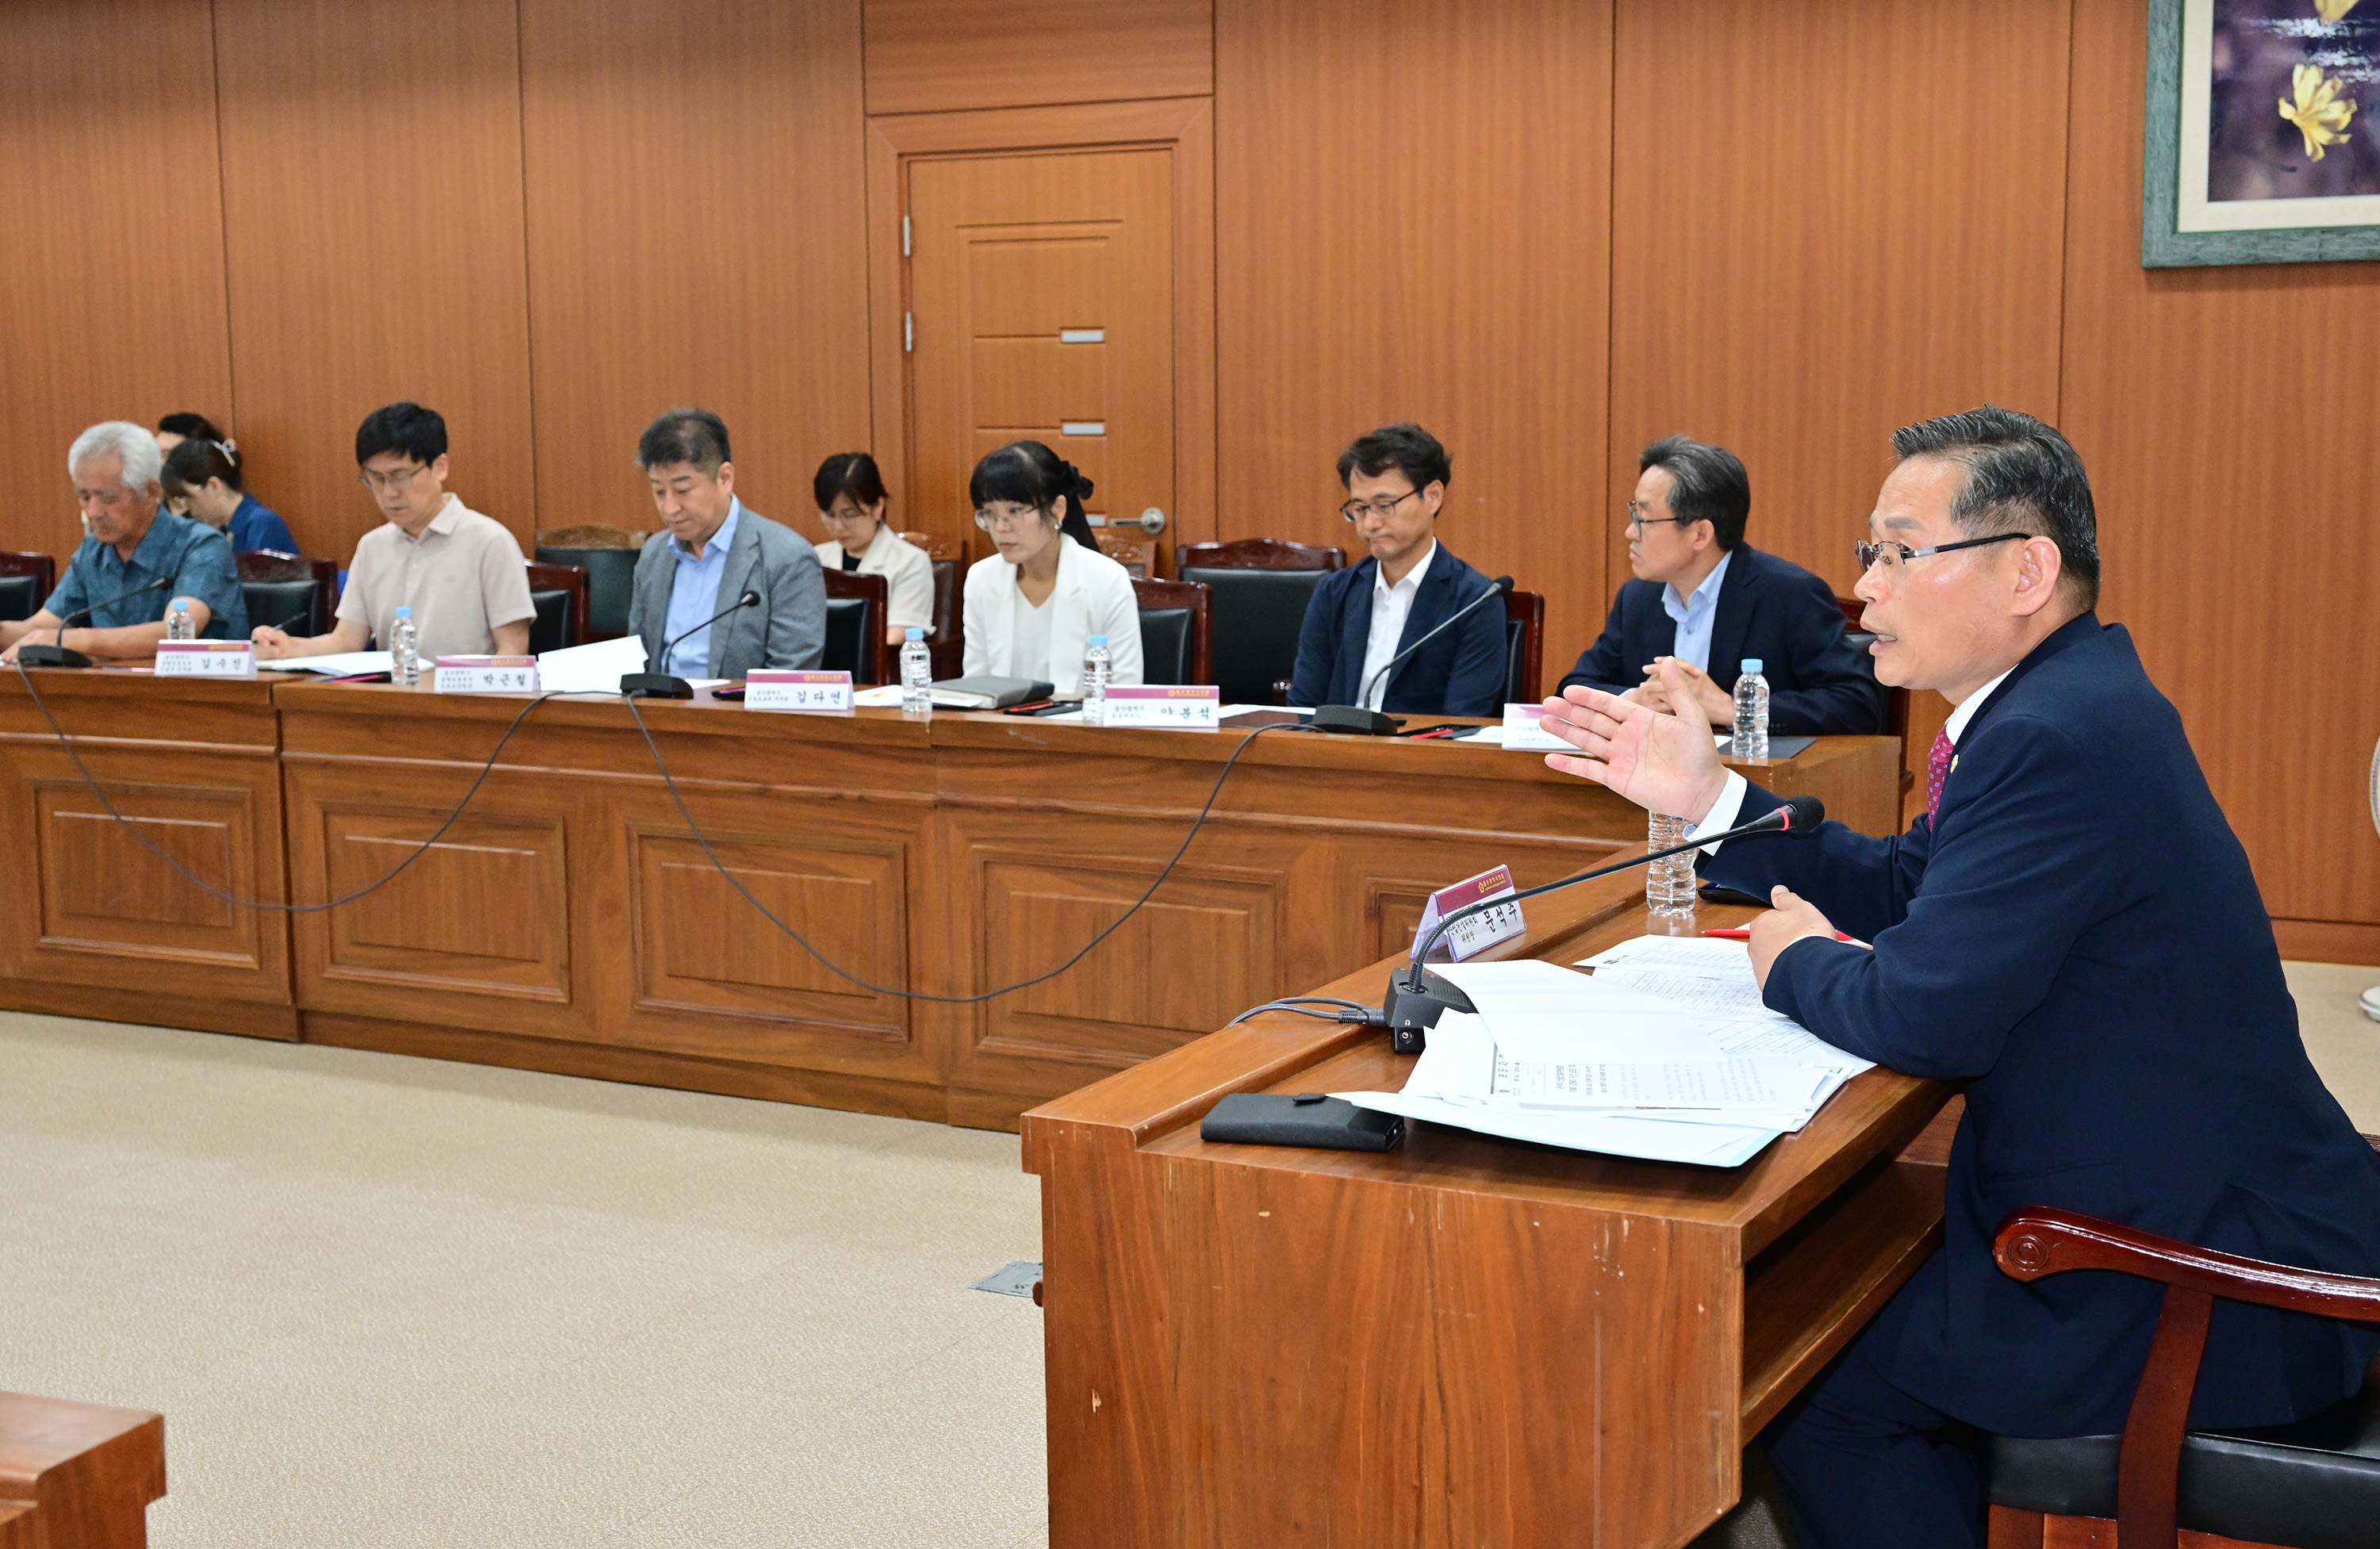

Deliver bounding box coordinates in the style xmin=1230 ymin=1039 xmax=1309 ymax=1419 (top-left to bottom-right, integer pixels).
xmin=1024 ymin=868 xmax=1954 ymax=1548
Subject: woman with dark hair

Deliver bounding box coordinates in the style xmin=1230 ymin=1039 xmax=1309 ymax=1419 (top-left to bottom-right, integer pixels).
xmin=812 ymin=452 xmax=934 ymax=646
xmin=155 ymin=412 xmax=230 ymax=457
xmin=961 ymin=440 xmax=1141 ymax=693
xmin=160 ymin=436 xmax=298 ymax=554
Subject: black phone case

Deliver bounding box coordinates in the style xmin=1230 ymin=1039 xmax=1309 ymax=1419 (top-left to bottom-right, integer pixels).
xmin=1199 ymin=1092 xmax=1404 ymax=1152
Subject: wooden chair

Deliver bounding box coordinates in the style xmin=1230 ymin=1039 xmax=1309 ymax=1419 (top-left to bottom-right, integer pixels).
xmin=822 ymin=569 xmax=895 ymax=685
xmin=1175 ymin=539 xmax=1348 ymax=705
xmin=1837 ymin=594 xmax=1912 ymax=791
xmin=0 ymin=552 xmax=56 ymax=624
xmin=524 ymin=562 xmax=589 ymax=653
xmin=1986 ymin=1194 xmax=2380 ymax=1549
xmin=235 ymin=549 xmax=338 ymax=637
xmin=1504 ymin=588 xmax=1545 ymax=705
xmin=899 ymin=532 xmax=965 ymax=679
xmin=1096 ymin=532 xmax=1154 ymax=577
xmin=1130 ymin=576 xmax=1211 ymax=685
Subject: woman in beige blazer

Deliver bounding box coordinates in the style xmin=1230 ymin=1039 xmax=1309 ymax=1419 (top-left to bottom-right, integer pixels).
xmin=812 ymin=453 xmax=935 ymax=646
xmin=960 ymin=441 xmax=1142 ymax=696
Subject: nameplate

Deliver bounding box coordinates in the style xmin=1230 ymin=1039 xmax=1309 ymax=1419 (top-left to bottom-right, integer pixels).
xmin=1096 ymin=685 xmax=1219 ymax=730
xmin=152 ymin=642 xmax=255 ymax=679
xmin=1412 ymin=864 xmax=1526 ymax=963
xmin=745 ymin=669 xmax=854 ymax=712
xmin=1499 ymin=703 xmax=1568 ymax=750
xmin=433 ymin=656 xmax=539 ymax=693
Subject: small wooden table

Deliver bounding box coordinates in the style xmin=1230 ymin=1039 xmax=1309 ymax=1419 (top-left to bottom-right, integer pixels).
xmin=0 ymin=1392 xmax=164 ymax=1547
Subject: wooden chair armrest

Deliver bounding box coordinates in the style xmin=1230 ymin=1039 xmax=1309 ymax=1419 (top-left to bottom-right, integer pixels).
xmin=1994 ymin=1206 xmax=2380 ymax=1321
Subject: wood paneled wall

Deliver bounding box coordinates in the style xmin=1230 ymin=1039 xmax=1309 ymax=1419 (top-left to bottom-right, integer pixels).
xmin=0 ymin=0 xmax=2372 ymax=948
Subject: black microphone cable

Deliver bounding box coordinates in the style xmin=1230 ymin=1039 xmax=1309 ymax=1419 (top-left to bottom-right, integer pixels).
xmin=623 ymin=694 xmax=1290 ymax=1004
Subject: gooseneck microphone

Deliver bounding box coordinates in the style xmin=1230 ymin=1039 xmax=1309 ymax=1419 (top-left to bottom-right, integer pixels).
xmin=1384 ymin=792 xmax=1825 ymax=1052
xmin=620 ymin=589 xmax=762 ymax=699
xmin=1311 ymin=574 xmax=1517 ymax=736
xmin=17 ymin=576 xmax=173 ymax=669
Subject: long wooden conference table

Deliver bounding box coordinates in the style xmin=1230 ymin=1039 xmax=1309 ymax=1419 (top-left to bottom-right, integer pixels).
xmin=0 ymin=666 xmax=1900 ymax=1126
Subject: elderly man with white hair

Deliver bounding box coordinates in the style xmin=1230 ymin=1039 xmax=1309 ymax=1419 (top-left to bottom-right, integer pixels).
xmin=0 ymin=421 xmax=248 ymax=664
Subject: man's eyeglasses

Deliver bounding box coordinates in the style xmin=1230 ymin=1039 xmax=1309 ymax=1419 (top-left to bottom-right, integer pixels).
xmin=360 ymin=464 xmax=430 ymax=494
xmin=1854 ymin=531 xmax=2033 ymax=575
xmin=1624 ymin=500 xmax=1691 ymax=534
xmin=974 ymin=504 xmax=1047 ymax=532
xmin=1340 ymin=488 xmax=1424 ymax=523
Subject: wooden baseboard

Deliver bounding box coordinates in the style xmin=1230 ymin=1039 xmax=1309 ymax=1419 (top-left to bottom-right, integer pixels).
xmin=0 ymin=978 xmax=300 ymax=1041
xmin=944 ymin=1087 xmax=1040 ymax=1133
xmin=299 ymin=1013 xmax=950 ymax=1123
xmin=2273 ymin=917 xmax=2380 ymax=967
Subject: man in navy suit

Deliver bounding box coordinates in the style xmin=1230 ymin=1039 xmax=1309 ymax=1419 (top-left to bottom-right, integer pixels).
xmin=1560 ymin=435 xmax=1885 ymax=734
xmin=1288 ymin=423 xmax=1507 ymax=718
xmin=1538 ymin=407 xmax=2380 ymax=1548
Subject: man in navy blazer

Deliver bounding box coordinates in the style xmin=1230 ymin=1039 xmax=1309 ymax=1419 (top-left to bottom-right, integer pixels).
xmin=1561 ymin=435 xmax=1885 ymax=734
xmin=1538 ymin=407 xmax=2380 ymax=1549
xmin=1288 ymin=423 xmax=1507 ymax=718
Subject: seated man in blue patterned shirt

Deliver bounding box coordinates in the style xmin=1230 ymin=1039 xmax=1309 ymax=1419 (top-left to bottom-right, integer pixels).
xmin=0 ymin=421 xmax=248 ymax=663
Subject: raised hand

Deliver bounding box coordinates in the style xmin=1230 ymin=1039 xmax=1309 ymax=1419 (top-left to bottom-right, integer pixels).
xmin=1539 ymin=658 xmax=1730 ymax=822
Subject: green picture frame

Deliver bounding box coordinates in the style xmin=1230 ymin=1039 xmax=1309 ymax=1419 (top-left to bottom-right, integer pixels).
xmin=2144 ymin=0 xmax=2380 ymax=267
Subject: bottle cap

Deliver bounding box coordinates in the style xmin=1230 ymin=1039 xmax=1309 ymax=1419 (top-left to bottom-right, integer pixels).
xmin=1088 ymin=635 xmax=1107 ymax=646
xmin=905 ymin=626 xmax=923 ymax=640
xmin=1741 ymin=658 xmax=1762 ymax=673
xmin=395 ymin=606 xmax=413 ymax=618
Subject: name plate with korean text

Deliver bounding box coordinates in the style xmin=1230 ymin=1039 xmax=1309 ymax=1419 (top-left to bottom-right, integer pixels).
xmin=1411 ymin=863 xmax=1526 ymax=963
xmin=1096 ymin=684 xmax=1220 ymax=730
xmin=745 ymin=669 xmax=854 ymax=712
xmin=152 ymin=641 xmax=256 ymax=679
xmin=1499 ymin=703 xmax=1569 ymax=750
xmin=434 ymin=655 xmax=539 ymax=693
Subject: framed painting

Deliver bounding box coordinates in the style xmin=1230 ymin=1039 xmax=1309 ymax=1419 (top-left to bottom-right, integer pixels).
xmin=2146 ymin=0 xmax=2380 ymax=265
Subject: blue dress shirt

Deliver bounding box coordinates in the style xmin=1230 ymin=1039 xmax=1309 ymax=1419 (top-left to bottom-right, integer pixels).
xmin=43 ymin=512 xmax=248 ymax=640
xmin=662 ymin=499 xmax=741 ymax=677
xmin=227 ymin=494 xmax=298 ymax=555
xmin=1661 ymin=548 xmax=1733 ymax=671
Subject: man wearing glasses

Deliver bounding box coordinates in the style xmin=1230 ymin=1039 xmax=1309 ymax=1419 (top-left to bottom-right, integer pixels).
xmin=1538 ymin=407 xmax=2380 ymax=1549
xmin=252 ymin=402 xmax=535 ymax=661
xmin=1558 ymin=434 xmax=1884 ymax=734
xmin=1288 ymin=422 xmax=1507 ymax=717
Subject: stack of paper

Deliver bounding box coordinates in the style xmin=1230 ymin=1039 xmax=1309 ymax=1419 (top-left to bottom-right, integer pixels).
xmin=257 ymin=650 xmax=393 ymax=676
xmin=1334 ymin=944 xmax=1872 ymax=1168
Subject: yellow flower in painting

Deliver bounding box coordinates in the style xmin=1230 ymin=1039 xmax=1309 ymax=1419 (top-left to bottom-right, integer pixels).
xmin=2279 ymin=62 xmax=2359 ymax=159
xmin=2315 ymin=0 xmax=2363 ymax=23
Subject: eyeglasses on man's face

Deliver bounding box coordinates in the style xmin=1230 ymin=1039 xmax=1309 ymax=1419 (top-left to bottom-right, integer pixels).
xmin=1624 ymin=500 xmax=1692 ymax=535
xmin=360 ymin=463 xmax=429 ymax=494
xmin=1340 ymin=488 xmax=1423 ymax=523
xmin=973 ymin=502 xmax=1047 ymax=533
xmin=1854 ymin=531 xmax=2032 ymax=576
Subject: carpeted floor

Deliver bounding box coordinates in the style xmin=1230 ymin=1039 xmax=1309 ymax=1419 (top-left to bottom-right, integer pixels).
xmin=1 ymin=964 xmax=2371 ymax=1547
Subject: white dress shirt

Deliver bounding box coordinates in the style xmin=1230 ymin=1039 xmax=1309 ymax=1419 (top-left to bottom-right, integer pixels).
xmin=1662 ymin=549 xmax=1733 ymax=672
xmin=1357 ymin=539 xmax=1436 ymax=711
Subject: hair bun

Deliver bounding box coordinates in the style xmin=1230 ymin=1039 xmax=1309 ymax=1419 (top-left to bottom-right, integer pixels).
xmin=1061 ymin=460 xmax=1095 ymax=503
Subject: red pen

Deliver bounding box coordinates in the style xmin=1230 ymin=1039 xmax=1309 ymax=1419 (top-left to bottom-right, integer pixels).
xmin=1702 ymin=926 xmax=1857 ymax=942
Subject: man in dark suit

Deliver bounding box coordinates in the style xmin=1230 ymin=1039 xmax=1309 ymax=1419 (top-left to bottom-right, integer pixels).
xmin=1561 ymin=435 xmax=1885 ymax=734
xmin=1288 ymin=423 xmax=1507 ymax=717
xmin=1537 ymin=407 xmax=2380 ymax=1549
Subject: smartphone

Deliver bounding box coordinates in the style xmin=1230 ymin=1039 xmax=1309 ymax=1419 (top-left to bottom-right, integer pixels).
xmin=1002 ymin=699 xmax=1083 ymax=717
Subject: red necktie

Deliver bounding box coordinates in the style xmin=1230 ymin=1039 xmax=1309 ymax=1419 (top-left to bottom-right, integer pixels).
xmin=1925 ymin=727 xmax=1954 ymax=822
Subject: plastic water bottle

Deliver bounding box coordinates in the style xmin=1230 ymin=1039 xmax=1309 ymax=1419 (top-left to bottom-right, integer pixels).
xmin=1733 ymin=657 xmax=1771 ymax=759
xmin=163 ymin=599 xmax=194 ymax=642
xmin=1081 ymin=634 xmax=1111 ymax=725
xmin=900 ymin=626 xmax=931 ymax=720
xmin=392 ymin=606 xmax=420 ymax=687
xmin=1646 ymin=811 xmax=1697 ymax=922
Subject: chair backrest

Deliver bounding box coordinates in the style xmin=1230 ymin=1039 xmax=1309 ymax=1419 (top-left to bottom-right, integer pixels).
xmin=1097 ymin=533 xmax=1154 ymax=577
xmin=898 ymin=530 xmax=968 ymax=564
xmin=1130 ymin=576 xmax=1211 ymax=685
xmin=535 ymin=524 xmax=647 ymax=550
xmin=1175 ymin=538 xmax=1345 ymax=574
xmin=894 ymin=533 xmax=967 ymax=677
xmin=0 ymin=552 xmax=55 ymax=623
xmin=1837 ymin=593 xmax=1910 ymax=742
xmin=236 ymin=550 xmax=337 ymax=636
xmin=535 ymin=546 xmax=639 ymax=640
xmin=524 ymin=562 xmax=589 ymax=653
xmin=821 ymin=569 xmax=892 ymax=684
xmin=1503 ymin=589 xmax=1545 ymax=707
xmin=1177 ymin=565 xmax=1333 ymax=705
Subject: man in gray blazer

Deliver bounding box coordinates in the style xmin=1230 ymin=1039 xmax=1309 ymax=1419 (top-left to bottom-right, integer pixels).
xmin=628 ymin=408 xmax=825 ymax=678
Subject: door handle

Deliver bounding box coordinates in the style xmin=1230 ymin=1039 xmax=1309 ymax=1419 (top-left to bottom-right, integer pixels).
xmin=1086 ymin=508 xmax=1167 ymax=535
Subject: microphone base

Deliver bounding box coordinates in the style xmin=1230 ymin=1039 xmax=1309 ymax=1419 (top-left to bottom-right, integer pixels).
xmin=1383 ymin=965 xmax=1477 ymax=1055
xmin=1311 ymin=704 xmax=1400 ymax=736
xmin=16 ymin=645 xmax=94 ymax=669
xmin=620 ymin=673 xmax=696 ymax=700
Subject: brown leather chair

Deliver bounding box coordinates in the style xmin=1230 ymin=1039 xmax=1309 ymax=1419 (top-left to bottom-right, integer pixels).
xmin=1130 ymin=576 xmax=1211 ymax=685
xmin=0 ymin=551 xmax=57 ymax=623
xmin=1175 ymin=539 xmax=1348 ymax=705
xmin=1837 ymin=593 xmax=1912 ymax=790
xmin=236 ymin=550 xmax=338 ymax=637
xmin=899 ymin=531 xmax=965 ymax=679
xmin=822 ymin=569 xmax=896 ymax=685
xmin=1987 ymin=1188 xmax=2380 ymax=1549
xmin=524 ymin=562 xmax=589 ymax=652
xmin=1504 ymin=588 xmax=1545 ymax=705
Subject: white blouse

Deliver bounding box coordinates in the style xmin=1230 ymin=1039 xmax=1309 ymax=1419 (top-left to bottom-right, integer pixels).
xmin=816 ymin=526 xmax=937 ymax=633
xmin=962 ymin=533 xmax=1142 ymax=694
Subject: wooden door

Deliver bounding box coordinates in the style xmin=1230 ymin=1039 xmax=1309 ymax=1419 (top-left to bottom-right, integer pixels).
xmin=907 ymin=148 xmax=1174 ymax=572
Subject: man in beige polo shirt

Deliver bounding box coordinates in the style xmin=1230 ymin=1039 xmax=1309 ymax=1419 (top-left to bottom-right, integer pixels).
xmin=252 ymin=402 xmax=533 ymax=661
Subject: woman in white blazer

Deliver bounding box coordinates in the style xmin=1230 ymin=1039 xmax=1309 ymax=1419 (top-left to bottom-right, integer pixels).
xmin=961 ymin=440 xmax=1142 ymax=696
xmin=812 ymin=453 xmax=936 ymax=646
